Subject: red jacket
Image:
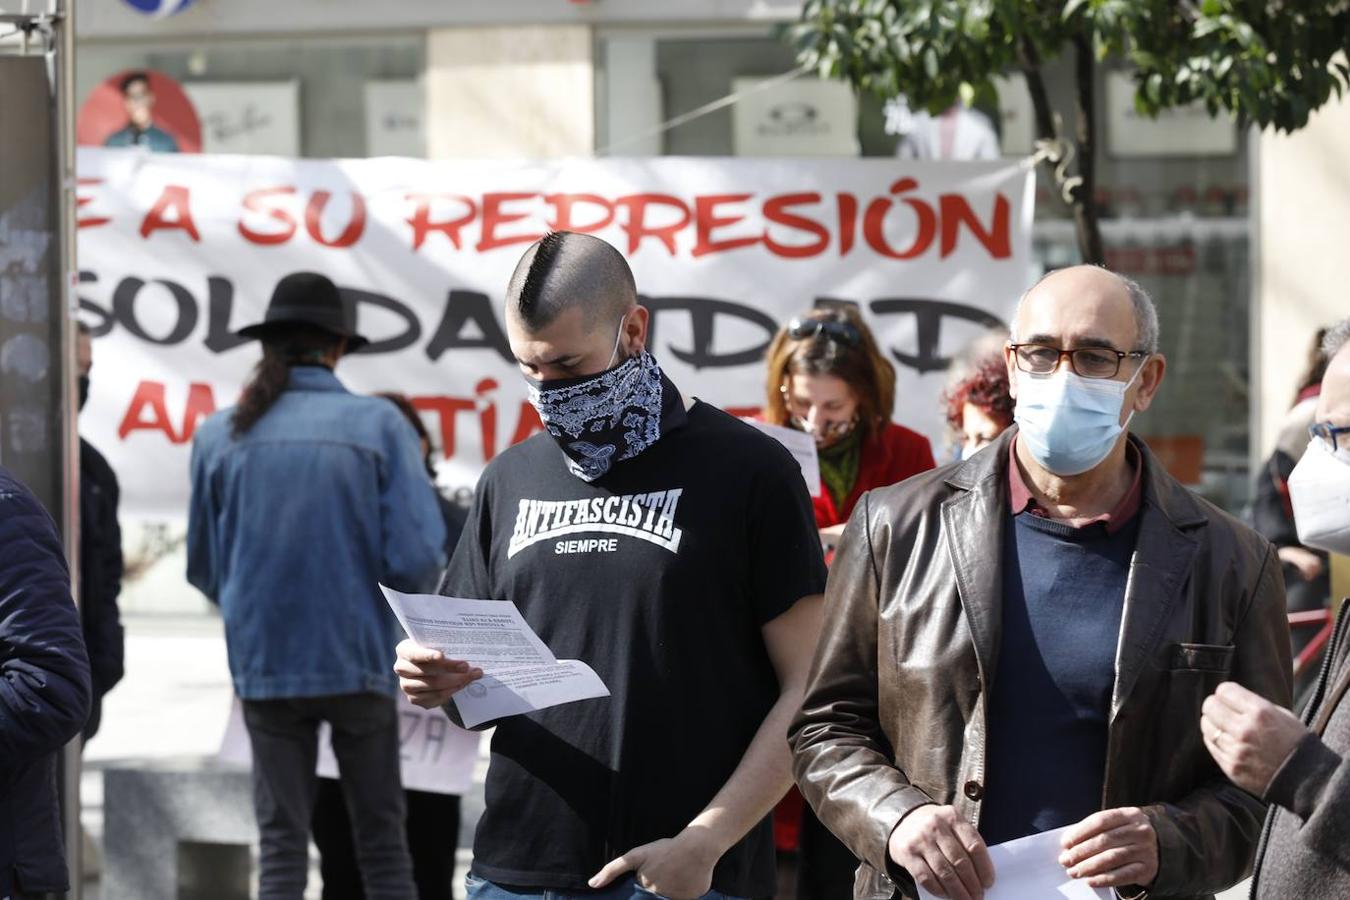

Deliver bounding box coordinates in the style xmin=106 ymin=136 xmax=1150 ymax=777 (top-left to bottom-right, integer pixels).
xmin=813 ymin=422 xmax=936 ymax=527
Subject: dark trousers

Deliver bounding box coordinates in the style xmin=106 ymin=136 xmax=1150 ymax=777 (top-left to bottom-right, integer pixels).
xmin=797 ymin=805 xmax=859 ymax=900
xmin=313 ymin=778 xmax=460 ymax=900
xmin=243 ymin=692 xmax=416 ymax=900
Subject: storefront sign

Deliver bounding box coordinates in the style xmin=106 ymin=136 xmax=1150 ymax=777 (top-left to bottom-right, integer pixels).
xmin=365 ymin=80 xmax=426 ymax=158
xmin=184 ymin=82 xmax=300 ymax=156
xmin=732 ymin=77 xmax=859 ymax=157
xmin=1106 ymin=71 xmax=1237 ymax=157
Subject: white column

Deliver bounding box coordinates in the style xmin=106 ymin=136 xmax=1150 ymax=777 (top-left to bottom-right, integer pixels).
xmin=425 ymin=25 xmax=594 ymax=159
xmin=599 ymin=35 xmax=662 ymax=156
xmin=1257 ymin=95 xmax=1350 ymax=456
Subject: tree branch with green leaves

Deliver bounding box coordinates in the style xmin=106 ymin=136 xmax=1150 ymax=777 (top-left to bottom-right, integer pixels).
xmin=789 ymin=0 xmax=1350 ymax=263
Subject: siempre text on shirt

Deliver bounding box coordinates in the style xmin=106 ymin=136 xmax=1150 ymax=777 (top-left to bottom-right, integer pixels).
xmin=507 ymin=490 xmax=684 ymax=558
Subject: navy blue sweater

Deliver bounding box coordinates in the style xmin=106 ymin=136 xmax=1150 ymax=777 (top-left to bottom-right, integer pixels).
xmin=980 ymin=510 xmax=1140 ymax=846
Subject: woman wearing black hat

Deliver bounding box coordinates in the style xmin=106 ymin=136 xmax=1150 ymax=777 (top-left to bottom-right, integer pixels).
xmin=187 ymin=272 xmax=447 ymax=900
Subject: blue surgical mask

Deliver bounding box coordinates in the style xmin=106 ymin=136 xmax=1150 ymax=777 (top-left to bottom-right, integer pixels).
xmin=1013 ymin=359 xmax=1147 ymax=477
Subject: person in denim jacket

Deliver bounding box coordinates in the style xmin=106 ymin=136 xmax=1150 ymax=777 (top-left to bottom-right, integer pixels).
xmin=188 ymin=272 xmax=445 ymax=900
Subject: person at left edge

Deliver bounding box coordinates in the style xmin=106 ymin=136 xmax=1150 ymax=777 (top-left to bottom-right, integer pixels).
xmin=0 ymin=466 xmax=92 ymax=900
xmin=188 ymin=272 xmax=446 ymax=900
xmin=394 ymin=231 xmax=828 ymax=900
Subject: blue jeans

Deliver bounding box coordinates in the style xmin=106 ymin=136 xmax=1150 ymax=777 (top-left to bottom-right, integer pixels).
xmin=465 ymin=872 xmax=740 ymax=900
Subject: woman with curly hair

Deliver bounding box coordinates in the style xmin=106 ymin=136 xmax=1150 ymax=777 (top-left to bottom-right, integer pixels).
xmin=943 ymin=353 xmax=1015 ymax=461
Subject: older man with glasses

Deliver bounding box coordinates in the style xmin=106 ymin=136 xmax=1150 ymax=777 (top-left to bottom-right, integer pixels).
xmin=1203 ymin=319 xmax=1350 ymax=898
xmin=790 ymin=264 xmax=1292 ymax=900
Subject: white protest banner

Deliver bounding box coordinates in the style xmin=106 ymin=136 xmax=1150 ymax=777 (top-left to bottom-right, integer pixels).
xmin=76 ymin=149 xmax=1034 ymax=515
xmin=218 ymin=698 xmax=480 ymax=796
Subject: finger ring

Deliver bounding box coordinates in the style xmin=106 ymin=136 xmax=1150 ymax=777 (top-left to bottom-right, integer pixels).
xmin=1214 ymin=728 xmax=1226 ymax=749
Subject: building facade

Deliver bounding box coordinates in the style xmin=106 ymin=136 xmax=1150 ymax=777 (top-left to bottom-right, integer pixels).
xmin=74 ymin=0 xmax=1338 ymax=516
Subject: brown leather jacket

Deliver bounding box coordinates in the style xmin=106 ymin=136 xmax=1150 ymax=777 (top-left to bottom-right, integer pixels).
xmin=789 ymin=429 xmax=1292 ymax=900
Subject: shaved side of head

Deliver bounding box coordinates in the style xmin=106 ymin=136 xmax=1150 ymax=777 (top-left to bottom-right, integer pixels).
xmin=507 ymin=232 xmax=637 ymax=333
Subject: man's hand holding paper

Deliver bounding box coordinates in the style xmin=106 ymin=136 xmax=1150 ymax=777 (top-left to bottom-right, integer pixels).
xmin=1058 ymin=807 xmax=1158 ymax=890
xmin=384 ymin=586 xmax=610 ymax=727
xmin=393 ymin=639 xmax=483 ymax=709
xmin=912 ymin=825 xmax=1112 ymax=900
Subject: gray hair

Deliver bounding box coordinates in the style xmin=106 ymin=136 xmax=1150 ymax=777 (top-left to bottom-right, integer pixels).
xmin=1323 ymin=318 xmax=1350 ymax=359
xmin=1119 ymin=275 xmax=1159 ymax=354
xmin=1011 ymin=267 xmax=1160 ymax=354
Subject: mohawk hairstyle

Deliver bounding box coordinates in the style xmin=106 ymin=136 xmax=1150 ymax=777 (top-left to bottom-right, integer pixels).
xmin=506 ymin=231 xmax=636 ymax=333
xmin=516 ymin=231 xmax=567 ymax=327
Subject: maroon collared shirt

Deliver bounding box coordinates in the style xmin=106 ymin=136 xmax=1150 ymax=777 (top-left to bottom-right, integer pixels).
xmin=1008 ymin=437 xmax=1143 ymax=533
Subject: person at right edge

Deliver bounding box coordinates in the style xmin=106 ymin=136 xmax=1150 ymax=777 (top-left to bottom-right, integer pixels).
xmin=789 ymin=265 xmax=1292 ymax=900
xmin=1202 ymin=318 xmax=1350 ymax=897
xmin=1250 ymin=327 xmax=1329 ymax=701
xmin=394 ymin=231 xmax=827 ymax=900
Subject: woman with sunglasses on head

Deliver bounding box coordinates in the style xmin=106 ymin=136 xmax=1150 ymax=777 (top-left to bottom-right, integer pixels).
xmin=764 ymin=306 xmax=936 ymax=551
xmin=761 ymin=306 xmax=935 ymax=900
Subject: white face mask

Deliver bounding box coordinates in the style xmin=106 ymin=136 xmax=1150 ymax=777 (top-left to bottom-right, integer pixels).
xmin=1290 ymin=437 xmax=1350 ymax=555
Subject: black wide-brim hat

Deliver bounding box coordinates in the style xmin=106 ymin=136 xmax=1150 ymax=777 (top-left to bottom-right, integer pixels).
xmin=236 ymin=271 xmax=370 ymax=350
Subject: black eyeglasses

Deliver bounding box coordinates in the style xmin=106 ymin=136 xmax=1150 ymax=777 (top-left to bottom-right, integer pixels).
xmin=787 ymin=317 xmax=860 ymax=347
xmin=1309 ymin=422 xmax=1350 ymax=454
xmin=1010 ymin=343 xmax=1148 ymax=380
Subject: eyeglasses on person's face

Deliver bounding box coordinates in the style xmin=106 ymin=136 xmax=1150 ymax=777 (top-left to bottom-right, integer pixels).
xmin=787 ymin=317 xmax=861 ymax=347
xmin=1009 ymin=343 xmax=1149 ymax=380
xmin=1309 ymin=421 xmax=1350 ymax=454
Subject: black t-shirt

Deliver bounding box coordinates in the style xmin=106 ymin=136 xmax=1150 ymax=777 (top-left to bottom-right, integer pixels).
xmin=443 ymin=400 xmax=827 ymax=896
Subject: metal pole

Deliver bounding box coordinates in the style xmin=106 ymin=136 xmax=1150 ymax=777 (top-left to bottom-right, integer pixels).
xmin=50 ymin=0 xmax=82 ymax=894
xmin=0 ymin=2 xmax=79 ymax=893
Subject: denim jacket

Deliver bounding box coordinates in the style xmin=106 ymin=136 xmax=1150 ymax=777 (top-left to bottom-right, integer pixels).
xmin=187 ymin=366 xmax=446 ymax=700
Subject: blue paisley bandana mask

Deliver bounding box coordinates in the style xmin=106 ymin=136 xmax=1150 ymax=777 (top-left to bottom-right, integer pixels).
xmin=527 ymin=350 xmax=684 ymax=482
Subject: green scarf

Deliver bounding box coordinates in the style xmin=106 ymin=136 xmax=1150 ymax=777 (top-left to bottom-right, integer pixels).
xmin=817 ymin=427 xmax=863 ymax=510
